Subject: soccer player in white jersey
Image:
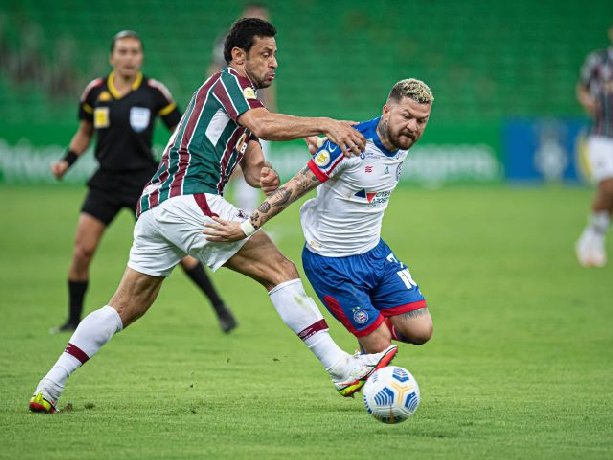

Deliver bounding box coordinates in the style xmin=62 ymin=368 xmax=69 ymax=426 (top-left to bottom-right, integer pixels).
xmin=575 ymin=24 xmax=613 ymax=268
xmin=205 ymin=79 xmax=434 ymax=353
xmin=28 ymin=18 xmax=397 ymax=414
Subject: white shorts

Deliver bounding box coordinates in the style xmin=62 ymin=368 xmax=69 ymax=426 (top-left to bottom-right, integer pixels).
xmin=588 ymin=136 xmax=613 ymax=182
xmin=128 ymin=194 xmax=249 ymax=277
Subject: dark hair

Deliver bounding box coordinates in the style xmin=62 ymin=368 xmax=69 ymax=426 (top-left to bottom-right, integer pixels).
xmin=223 ymin=18 xmax=276 ymax=64
xmin=110 ymin=30 xmax=142 ymax=52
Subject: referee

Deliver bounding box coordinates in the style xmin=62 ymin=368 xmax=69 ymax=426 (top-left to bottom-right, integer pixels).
xmin=50 ymin=30 xmax=237 ymax=334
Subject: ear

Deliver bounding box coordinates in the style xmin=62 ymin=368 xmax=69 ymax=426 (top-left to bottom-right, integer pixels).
xmin=231 ymin=46 xmax=246 ymax=65
xmin=382 ymin=103 xmax=391 ymax=117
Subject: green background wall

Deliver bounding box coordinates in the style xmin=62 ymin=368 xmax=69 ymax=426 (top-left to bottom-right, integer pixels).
xmin=0 ymin=0 xmax=610 ymax=183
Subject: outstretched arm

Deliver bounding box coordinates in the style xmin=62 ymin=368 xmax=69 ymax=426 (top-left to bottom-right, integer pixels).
xmin=204 ymin=165 xmax=320 ymax=242
xmin=238 ymin=107 xmax=365 ymax=157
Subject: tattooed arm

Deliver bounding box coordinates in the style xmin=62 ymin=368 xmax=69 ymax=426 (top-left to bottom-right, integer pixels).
xmin=203 ymin=165 xmax=320 ymax=242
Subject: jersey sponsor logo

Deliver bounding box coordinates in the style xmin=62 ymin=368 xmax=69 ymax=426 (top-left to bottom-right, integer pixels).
xmin=93 ymin=107 xmax=110 ymax=129
xmin=243 ymin=87 xmax=257 ymax=100
xmin=97 ymin=91 xmax=112 ymax=102
xmin=315 ymin=150 xmax=331 ymax=166
xmin=142 ymin=182 xmax=161 ymax=195
xmin=354 ymin=189 xmax=391 ymax=206
xmin=130 ymin=107 xmax=151 ymax=133
xmin=365 ymin=165 xmax=373 ymax=173
xmin=352 ymin=307 xmax=368 ymax=325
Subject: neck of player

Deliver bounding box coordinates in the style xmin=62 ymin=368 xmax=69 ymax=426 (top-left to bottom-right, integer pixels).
xmin=376 ymin=119 xmax=397 ymax=152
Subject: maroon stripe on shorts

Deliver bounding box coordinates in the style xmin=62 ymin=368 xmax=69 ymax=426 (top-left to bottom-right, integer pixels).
xmin=193 ymin=193 xmax=219 ymax=217
xmin=65 ymin=343 xmax=90 ymax=364
xmin=297 ymin=319 xmax=328 ymax=341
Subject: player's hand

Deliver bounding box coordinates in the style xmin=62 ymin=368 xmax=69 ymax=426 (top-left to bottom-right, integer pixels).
xmin=260 ymin=163 xmax=280 ymax=195
xmin=50 ymin=160 xmax=69 ymax=180
xmin=322 ymin=119 xmax=365 ymax=157
xmin=203 ymin=216 xmax=248 ymax=242
xmin=305 ymin=136 xmax=327 ymax=155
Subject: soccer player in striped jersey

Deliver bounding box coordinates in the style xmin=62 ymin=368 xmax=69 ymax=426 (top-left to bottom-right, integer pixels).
xmin=204 ymin=79 xmax=434 ymax=354
xmin=29 ymin=18 xmax=395 ymax=414
xmin=49 ymin=30 xmax=237 ymax=335
xmin=575 ymin=24 xmax=613 ymax=268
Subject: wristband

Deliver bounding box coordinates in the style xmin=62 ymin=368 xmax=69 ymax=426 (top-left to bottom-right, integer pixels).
xmin=62 ymin=150 xmax=79 ymax=168
xmin=240 ymin=219 xmax=258 ymax=237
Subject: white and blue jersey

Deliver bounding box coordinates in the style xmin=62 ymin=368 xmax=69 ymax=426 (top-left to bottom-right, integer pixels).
xmin=300 ymin=117 xmax=407 ymax=256
xmin=300 ymin=117 xmax=426 ymax=337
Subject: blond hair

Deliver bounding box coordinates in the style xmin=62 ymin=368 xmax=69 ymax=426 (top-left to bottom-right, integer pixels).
xmin=388 ymin=78 xmax=433 ymax=104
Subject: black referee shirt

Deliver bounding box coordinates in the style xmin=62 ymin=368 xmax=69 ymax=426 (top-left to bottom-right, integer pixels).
xmin=79 ymin=71 xmax=182 ymax=171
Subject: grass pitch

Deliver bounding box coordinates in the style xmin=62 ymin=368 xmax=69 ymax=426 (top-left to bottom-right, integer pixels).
xmin=0 ymin=184 xmax=611 ymax=459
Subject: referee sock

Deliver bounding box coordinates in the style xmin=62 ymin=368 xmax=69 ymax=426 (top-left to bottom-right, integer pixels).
xmin=38 ymin=306 xmax=123 ymax=396
xmin=269 ymin=279 xmax=346 ymax=370
xmin=67 ymin=279 xmax=89 ymax=324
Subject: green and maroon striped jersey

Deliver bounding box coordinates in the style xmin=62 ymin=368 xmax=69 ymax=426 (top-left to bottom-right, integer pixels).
xmin=579 ymin=47 xmax=613 ymax=138
xmin=137 ymin=67 xmax=264 ymax=215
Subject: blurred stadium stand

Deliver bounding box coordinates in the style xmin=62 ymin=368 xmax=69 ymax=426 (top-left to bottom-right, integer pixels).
xmin=0 ymin=0 xmax=611 ymax=185
xmin=1 ymin=0 xmax=611 ymax=123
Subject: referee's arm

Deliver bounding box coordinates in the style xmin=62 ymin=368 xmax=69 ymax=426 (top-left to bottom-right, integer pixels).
xmin=51 ymin=120 xmax=94 ymax=180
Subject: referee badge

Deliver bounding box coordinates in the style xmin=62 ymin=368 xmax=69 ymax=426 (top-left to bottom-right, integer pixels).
xmin=130 ymin=107 xmax=151 ymax=132
xmin=93 ymin=107 xmax=110 ymax=129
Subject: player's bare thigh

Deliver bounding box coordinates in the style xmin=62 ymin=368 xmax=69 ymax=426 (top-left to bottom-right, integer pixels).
xmin=108 ymin=267 xmax=164 ymax=327
xmin=359 ymin=308 xmax=433 ymax=353
xmin=223 ymin=231 xmax=298 ymax=291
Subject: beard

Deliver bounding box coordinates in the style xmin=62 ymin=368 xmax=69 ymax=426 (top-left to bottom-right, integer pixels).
xmin=388 ymin=128 xmax=417 ymax=150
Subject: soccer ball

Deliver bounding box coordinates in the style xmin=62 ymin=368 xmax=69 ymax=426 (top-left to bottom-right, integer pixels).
xmin=362 ymin=366 xmax=420 ymax=424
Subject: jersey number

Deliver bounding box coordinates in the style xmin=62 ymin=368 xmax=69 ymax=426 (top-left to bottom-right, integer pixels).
xmin=397 ymin=269 xmax=417 ymax=289
xmin=386 ymin=253 xmax=417 ymax=289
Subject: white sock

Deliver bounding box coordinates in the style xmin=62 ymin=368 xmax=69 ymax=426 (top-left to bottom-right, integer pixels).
xmin=590 ymin=211 xmax=610 ymax=235
xmin=269 ymin=279 xmax=346 ymax=370
xmin=38 ymin=306 xmax=123 ymax=396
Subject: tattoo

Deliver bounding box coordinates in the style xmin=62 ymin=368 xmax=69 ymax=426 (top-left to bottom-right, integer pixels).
xmin=249 ymin=211 xmax=261 ymax=229
xmin=257 ymin=203 xmax=271 ymax=213
xmin=247 ymin=165 xmax=320 ymax=230
xmin=271 ymin=186 xmax=292 ymax=208
xmin=377 ymin=118 xmax=390 ymax=146
xmin=401 ymin=308 xmax=429 ymax=320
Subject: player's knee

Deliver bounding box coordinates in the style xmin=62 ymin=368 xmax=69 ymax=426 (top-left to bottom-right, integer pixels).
xmin=395 ymin=319 xmax=433 ymax=345
xmin=276 ymin=256 xmax=299 ymax=280
xmin=73 ymin=243 xmax=96 ymax=264
xmin=408 ymin=323 xmax=433 ymax=345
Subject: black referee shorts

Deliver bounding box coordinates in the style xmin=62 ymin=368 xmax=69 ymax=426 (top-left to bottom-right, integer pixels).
xmin=81 ymin=168 xmax=156 ymax=226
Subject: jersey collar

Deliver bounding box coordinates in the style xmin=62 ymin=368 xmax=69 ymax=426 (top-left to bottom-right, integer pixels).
xmin=107 ymin=71 xmax=143 ymax=99
xmin=227 ymin=66 xmax=258 ymax=91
